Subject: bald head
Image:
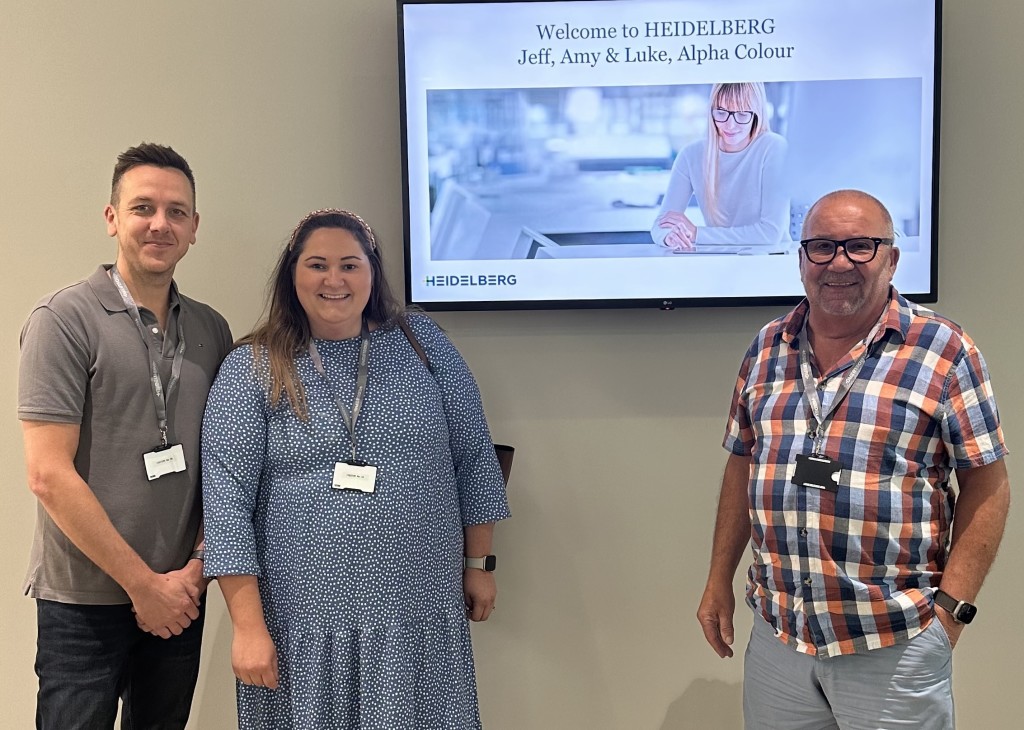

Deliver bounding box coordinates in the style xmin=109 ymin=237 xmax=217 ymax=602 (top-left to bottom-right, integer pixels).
xmin=802 ymin=190 xmax=894 ymax=242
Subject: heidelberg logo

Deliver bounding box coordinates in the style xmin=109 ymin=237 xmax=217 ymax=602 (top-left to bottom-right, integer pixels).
xmin=424 ymin=274 xmax=518 ymax=287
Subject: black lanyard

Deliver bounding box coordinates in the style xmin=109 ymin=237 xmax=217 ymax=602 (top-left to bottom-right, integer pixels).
xmin=308 ymin=322 xmax=371 ymax=461
xmin=110 ymin=267 xmax=185 ymax=448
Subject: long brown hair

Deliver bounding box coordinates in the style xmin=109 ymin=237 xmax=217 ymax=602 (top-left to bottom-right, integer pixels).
xmin=238 ymin=209 xmax=405 ymax=420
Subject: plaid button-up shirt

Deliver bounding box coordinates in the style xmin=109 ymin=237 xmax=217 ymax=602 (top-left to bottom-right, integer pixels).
xmin=724 ymin=290 xmax=1007 ymax=657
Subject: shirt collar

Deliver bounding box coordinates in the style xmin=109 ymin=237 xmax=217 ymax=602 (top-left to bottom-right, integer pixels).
xmin=89 ymin=264 xmax=181 ymax=315
xmin=778 ymin=287 xmax=907 ymax=347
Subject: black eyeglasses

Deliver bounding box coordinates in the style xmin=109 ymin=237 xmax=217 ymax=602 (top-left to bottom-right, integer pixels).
xmin=799 ymin=237 xmax=894 ymax=264
xmin=711 ymin=109 xmax=754 ymax=124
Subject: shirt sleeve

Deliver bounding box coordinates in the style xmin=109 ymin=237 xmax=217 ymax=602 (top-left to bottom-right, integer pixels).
xmin=940 ymin=341 xmax=1008 ymax=469
xmin=211 ymin=310 xmax=234 ymax=362
xmin=18 ymin=305 xmax=90 ymax=424
xmin=201 ymin=346 xmax=268 ymax=577
xmin=408 ymin=315 xmax=511 ymax=526
xmin=723 ymin=336 xmax=761 ymax=456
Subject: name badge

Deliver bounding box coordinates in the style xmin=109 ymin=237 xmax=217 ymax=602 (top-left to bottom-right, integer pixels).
xmin=792 ymin=453 xmax=842 ymax=493
xmin=143 ymin=444 xmax=187 ymax=481
xmin=333 ymin=461 xmax=377 ymax=493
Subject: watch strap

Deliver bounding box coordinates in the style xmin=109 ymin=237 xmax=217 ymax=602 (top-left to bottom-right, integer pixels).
xmin=934 ymin=589 xmax=976 ymax=624
xmin=189 ymin=548 xmax=206 ymax=562
xmin=464 ymin=555 xmax=496 ymax=571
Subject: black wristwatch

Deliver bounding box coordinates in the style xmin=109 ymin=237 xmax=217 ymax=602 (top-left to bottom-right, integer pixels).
xmin=934 ymin=589 xmax=977 ymax=625
xmin=464 ymin=555 xmax=496 ymax=572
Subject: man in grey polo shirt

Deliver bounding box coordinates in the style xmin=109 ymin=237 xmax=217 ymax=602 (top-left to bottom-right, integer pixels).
xmin=18 ymin=142 xmax=232 ymax=729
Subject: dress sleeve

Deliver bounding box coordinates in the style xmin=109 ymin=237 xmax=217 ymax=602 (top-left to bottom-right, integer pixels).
xmin=650 ymin=146 xmax=697 ymax=247
xmin=407 ymin=315 xmax=511 ymax=526
xmin=201 ymin=345 xmax=269 ymax=577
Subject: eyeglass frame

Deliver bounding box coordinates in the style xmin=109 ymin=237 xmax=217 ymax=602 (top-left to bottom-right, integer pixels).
xmin=799 ymin=237 xmax=895 ymax=265
xmin=711 ymin=108 xmax=755 ymax=125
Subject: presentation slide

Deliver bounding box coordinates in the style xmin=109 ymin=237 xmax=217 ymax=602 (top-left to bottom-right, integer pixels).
xmin=399 ymin=0 xmax=939 ymax=308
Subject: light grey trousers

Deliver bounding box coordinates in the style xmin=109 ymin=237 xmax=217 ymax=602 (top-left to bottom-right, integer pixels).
xmin=743 ymin=615 xmax=954 ymax=730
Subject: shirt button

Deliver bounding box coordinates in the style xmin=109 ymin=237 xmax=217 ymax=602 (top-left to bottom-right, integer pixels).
xmin=800 ymin=528 xmax=808 ymax=537
xmin=803 ymin=578 xmax=813 ymax=586
xmin=151 ymin=327 xmax=159 ymax=334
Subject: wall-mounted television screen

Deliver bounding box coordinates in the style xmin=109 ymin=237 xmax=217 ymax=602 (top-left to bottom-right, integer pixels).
xmin=397 ymin=0 xmax=941 ymax=310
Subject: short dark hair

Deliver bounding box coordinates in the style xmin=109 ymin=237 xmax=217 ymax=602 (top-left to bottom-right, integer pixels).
xmin=110 ymin=142 xmax=196 ymax=207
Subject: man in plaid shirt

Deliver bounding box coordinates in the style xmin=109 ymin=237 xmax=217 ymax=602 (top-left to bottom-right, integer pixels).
xmin=697 ymin=190 xmax=1010 ymax=729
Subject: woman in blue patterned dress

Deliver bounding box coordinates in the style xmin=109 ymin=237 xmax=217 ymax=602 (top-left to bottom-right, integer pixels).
xmin=201 ymin=209 xmax=510 ymax=729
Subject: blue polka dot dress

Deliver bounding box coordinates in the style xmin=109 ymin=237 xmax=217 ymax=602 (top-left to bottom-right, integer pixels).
xmin=202 ymin=314 xmax=510 ymax=729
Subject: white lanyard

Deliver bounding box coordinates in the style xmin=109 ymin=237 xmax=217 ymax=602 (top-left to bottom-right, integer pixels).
xmin=798 ymin=316 xmax=884 ymax=454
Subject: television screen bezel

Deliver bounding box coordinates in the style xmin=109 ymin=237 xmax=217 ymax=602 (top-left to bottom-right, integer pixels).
xmin=396 ymin=0 xmax=942 ymax=312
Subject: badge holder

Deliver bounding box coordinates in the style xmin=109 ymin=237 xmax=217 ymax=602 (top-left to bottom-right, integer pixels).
xmin=144 ymin=442 xmax=187 ymax=481
xmin=333 ymin=459 xmax=378 ymax=493
xmin=792 ymin=453 xmax=842 ymax=493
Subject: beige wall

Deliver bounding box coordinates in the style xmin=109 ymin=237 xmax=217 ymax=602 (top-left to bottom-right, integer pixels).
xmin=1 ymin=2 xmax=1020 ymax=727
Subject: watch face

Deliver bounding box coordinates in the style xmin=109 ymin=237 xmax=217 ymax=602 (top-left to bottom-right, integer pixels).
xmin=483 ymin=555 xmax=497 ymax=571
xmin=956 ymin=603 xmax=978 ymax=625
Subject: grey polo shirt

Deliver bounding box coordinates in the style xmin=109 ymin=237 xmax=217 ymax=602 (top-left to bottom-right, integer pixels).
xmin=18 ymin=264 xmax=232 ymax=604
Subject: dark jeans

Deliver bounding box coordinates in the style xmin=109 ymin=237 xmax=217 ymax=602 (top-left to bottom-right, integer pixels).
xmin=35 ymin=599 xmax=205 ymax=730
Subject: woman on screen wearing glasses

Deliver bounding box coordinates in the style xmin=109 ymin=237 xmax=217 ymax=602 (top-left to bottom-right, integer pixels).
xmin=651 ymin=82 xmax=789 ymax=252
